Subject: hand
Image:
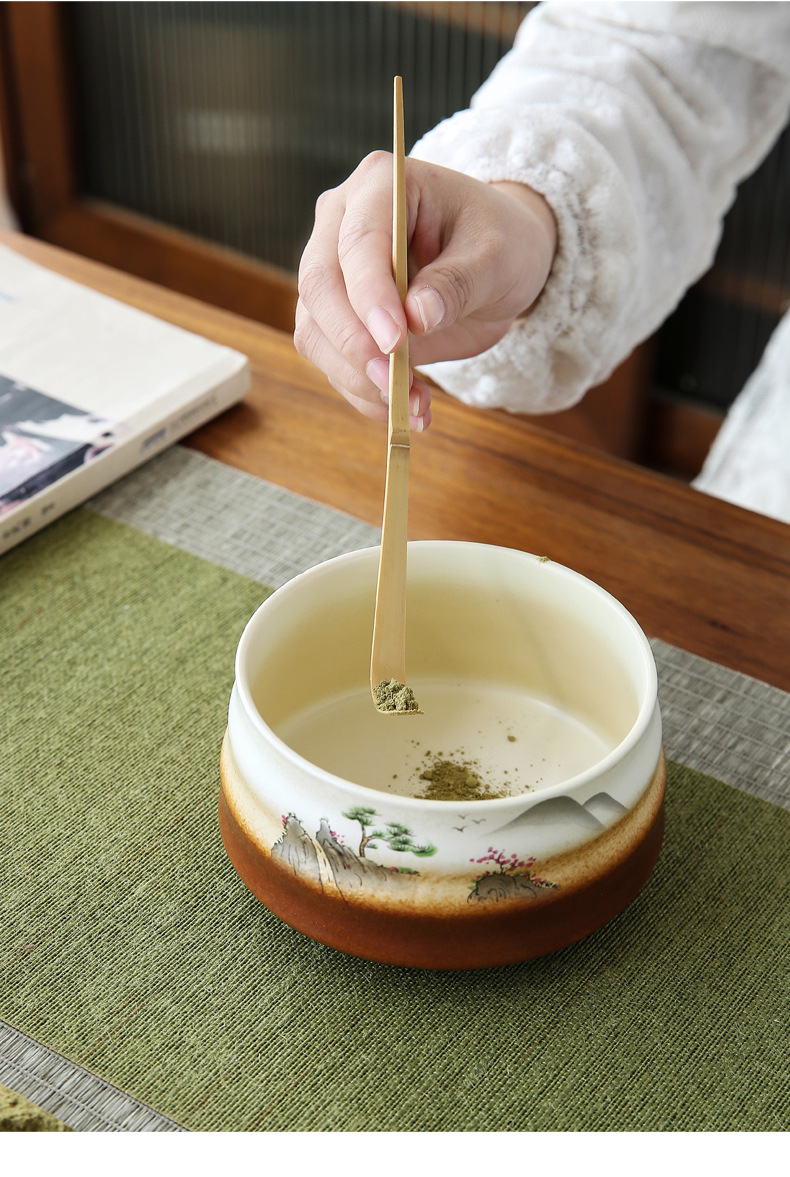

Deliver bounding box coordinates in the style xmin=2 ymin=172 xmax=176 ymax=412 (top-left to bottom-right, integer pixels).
xmin=294 ymin=154 xmax=557 ymax=430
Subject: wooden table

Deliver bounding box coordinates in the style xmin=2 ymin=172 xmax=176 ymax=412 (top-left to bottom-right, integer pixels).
xmin=5 ymin=230 xmax=790 ymax=693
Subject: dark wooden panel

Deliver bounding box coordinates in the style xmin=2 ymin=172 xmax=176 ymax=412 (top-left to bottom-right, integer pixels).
xmin=644 ymin=398 xmax=724 ymax=481
xmin=1 ymin=1 xmax=75 ymax=228
xmin=47 ymin=201 xmax=298 ymax=334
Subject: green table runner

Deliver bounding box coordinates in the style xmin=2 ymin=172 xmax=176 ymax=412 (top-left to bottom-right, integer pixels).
xmin=2 ymin=499 xmax=788 ymax=1132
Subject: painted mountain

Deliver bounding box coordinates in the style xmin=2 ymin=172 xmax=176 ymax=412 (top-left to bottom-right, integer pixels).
xmin=271 ymin=815 xmax=422 ymax=898
xmin=494 ymin=792 xmax=627 ymax=853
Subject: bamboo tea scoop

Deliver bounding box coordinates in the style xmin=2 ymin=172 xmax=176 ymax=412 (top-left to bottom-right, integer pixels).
xmin=370 ymin=77 xmax=420 ymax=716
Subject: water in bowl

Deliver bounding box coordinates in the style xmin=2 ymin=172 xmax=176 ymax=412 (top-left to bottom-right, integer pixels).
xmin=275 ymin=678 xmax=612 ymax=800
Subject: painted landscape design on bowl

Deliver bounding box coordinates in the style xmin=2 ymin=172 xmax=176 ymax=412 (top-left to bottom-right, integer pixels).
xmin=220 ymin=541 xmax=665 ymax=966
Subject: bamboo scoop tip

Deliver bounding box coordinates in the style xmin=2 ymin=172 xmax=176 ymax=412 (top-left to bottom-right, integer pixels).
xmin=372 ymin=678 xmax=423 ymax=715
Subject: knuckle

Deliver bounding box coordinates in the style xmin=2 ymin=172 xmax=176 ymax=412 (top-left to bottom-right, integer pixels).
xmin=356 ymin=149 xmax=390 ymax=177
xmin=436 ymin=262 xmax=473 ymax=318
xmin=336 ymin=213 xmax=370 ymax=266
xmin=296 ymin=257 xmax=326 ymax=305
xmin=292 ymin=314 xmax=313 ymax=358
xmin=313 ymin=186 xmax=336 ymax=218
xmin=332 ymin=315 xmax=363 ymax=359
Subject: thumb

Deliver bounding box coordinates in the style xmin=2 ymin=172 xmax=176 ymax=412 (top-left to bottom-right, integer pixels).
xmin=402 ymin=173 xmax=556 ymax=340
xmin=404 ymin=257 xmax=476 ymax=338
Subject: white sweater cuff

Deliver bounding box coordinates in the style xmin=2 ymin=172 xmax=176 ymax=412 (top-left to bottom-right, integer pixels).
xmin=411 ymin=107 xmax=641 ymax=413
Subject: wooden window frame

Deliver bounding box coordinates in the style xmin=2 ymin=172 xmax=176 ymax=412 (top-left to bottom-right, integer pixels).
xmin=0 ymin=0 xmax=299 ymax=331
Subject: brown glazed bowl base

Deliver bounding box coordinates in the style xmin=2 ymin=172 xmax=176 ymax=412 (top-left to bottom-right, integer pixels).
xmin=219 ymin=734 xmax=666 ymax=970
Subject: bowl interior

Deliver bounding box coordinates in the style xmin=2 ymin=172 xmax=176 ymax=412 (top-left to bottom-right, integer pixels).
xmin=240 ymin=543 xmax=654 ymax=801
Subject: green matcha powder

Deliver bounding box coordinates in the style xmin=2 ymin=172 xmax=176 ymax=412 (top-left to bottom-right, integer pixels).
xmin=374 ymin=679 xmax=422 ymax=713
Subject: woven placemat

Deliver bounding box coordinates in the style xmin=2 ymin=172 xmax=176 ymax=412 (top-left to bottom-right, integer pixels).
xmin=2 ymin=506 xmax=788 ymax=1132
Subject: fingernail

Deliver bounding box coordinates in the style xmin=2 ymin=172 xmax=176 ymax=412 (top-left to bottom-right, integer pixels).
xmin=366 ymin=357 xmax=390 ymax=394
xmin=411 ymin=413 xmax=425 ymax=433
xmin=367 ymin=307 xmax=401 ymax=354
xmin=409 ymin=389 xmax=421 ymax=417
xmin=413 ymin=286 xmax=445 ymax=334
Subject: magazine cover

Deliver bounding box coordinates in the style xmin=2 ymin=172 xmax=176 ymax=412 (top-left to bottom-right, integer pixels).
xmin=0 ymin=244 xmax=249 ymax=552
xmin=0 ymin=377 xmax=126 ymax=517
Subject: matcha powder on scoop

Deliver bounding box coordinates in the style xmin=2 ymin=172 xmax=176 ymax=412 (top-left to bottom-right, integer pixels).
xmin=374 ymin=679 xmax=422 ymax=713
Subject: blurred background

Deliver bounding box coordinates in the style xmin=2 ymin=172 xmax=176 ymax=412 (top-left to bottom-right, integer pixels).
xmin=1 ymin=1 xmax=788 ymax=475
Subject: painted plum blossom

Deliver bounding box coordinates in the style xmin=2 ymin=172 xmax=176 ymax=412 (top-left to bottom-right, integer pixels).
xmin=467 ymin=845 xmax=560 ymax=903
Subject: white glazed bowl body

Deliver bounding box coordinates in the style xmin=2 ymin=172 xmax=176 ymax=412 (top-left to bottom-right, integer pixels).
xmin=225 ymin=541 xmax=662 ymax=879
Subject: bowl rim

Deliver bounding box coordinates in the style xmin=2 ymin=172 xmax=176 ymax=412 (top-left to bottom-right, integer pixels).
xmin=232 ymin=540 xmax=660 ymax=810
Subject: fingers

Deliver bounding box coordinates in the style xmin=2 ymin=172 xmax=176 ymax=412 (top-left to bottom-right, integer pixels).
xmin=295 ymin=151 xmax=433 ymax=431
xmin=296 ymin=153 xmax=407 ymax=379
xmin=337 ymin=383 xmax=433 ymax=433
xmin=332 ymin=374 xmax=433 ymax=432
xmin=294 ymin=299 xmax=380 ymax=408
xmin=296 ymin=301 xmax=432 ymax=429
xmin=295 ymin=156 xmax=555 ymax=429
xmin=335 ymin=153 xmax=407 ymax=350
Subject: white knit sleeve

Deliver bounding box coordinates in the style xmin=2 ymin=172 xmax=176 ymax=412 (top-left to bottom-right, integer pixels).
xmin=410 ymin=1 xmax=790 ymax=413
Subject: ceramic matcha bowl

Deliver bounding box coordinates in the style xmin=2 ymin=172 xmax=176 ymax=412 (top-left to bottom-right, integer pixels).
xmin=219 ymin=541 xmax=665 ymax=969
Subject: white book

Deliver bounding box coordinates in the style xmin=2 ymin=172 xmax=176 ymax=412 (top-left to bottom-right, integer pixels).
xmin=0 ymin=243 xmax=250 ymax=555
